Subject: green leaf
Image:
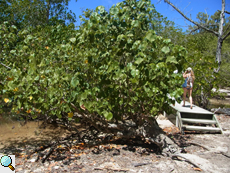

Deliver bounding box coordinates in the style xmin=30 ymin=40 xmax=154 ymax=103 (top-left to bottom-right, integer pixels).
xmin=131 ymin=69 xmax=139 ymax=77
xmin=96 ymin=6 xmax=105 ymax=13
xmin=57 ymin=114 xmax=62 ymax=119
xmin=70 ymin=38 xmax=76 ymax=43
xmin=71 ymin=91 xmax=78 ymax=100
xmin=145 ymin=32 xmax=156 ymax=42
xmin=131 ymin=20 xmax=139 ymax=27
xmin=80 ymin=92 xmax=87 ymax=101
xmin=71 ymin=77 xmax=79 ymax=88
xmin=103 ymin=111 xmax=113 ymax=120
xmin=117 ymin=34 xmax=125 ymax=41
xmin=130 ymin=78 xmax=138 ymax=84
xmin=166 ymin=56 xmax=178 ymax=64
xmin=110 ymin=6 xmax=119 ymax=15
xmin=163 ymin=39 xmax=171 ymax=44
xmin=137 ymin=1 xmax=145 ymax=8
xmin=84 ymin=101 xmax=93 ymax=109
xmin=135 ymin=58 xmax=144 ymax=65
xmin=161 ymin=46 xmax=170 ymax=54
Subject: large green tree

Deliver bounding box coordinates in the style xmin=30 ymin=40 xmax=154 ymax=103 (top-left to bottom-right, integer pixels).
xmin=1 ymin=0 xmax=186 ymax=151
xmin=164 ymin=0 xmax=230 ymax=72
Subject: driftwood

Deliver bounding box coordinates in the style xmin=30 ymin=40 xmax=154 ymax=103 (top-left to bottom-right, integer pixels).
xmin=211 ymin=108 xmax=230 ymax=115
xmin=185 ymin=142 xmax=230 ymax=158
xmin=133 ymin=162 xmax=152 ymax=167
xmin=172 ymin=153 xmax=220 ymax=173
xmin=94 ymin=162 xmax=129 ymax=171
xmin=185 ymin=142 xmax=210 ymax=151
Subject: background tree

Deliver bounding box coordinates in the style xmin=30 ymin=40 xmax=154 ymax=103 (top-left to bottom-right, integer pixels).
xmin=180 ymin=32 xmax=224 ymax=108
xmin=164 ymin=0 xmax=230 ymax=72
xmin=162 ymin=0 xmax=230 ymax=108
xmin=187 ymin=10 xmax=230 ymax=105
xmin=0 ymin=0 xmax=77 ymax=28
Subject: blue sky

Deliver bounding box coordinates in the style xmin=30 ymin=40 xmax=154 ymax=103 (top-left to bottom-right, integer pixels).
xmin=68 ymin=0 xmax=230 ymax=31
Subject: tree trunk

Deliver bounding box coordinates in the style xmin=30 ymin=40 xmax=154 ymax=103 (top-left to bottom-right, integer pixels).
xmin=215 ymin=0 xmax=225 ymax=72
xmin=46 ymin=0 xmax=51 ymax=24
xmin=215 ymin=37 xmax=223 ymax=71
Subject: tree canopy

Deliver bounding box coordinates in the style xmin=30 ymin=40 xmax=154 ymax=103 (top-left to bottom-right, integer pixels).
xmin=1 ymin=0 xmax=186 ymax=127
xmin=0 ymin=0 xmax=77 ymax=28
xmin=0 ymin=0 xmax=229 ymax=132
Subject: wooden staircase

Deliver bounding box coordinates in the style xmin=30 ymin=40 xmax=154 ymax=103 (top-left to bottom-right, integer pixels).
xmin=176 ymin=111 xmax=223 ymax=134
xmin=170 ymin=102 xmax=223 ymax=134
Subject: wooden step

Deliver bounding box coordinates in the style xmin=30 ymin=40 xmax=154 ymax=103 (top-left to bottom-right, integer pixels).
xmin=182 ymin=125 xmax=221 ymax=132
xmin=181 ymin=118 xmax=216 ymax=124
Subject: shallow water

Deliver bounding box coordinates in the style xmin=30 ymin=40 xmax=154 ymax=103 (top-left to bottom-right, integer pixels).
xmin=0 ymin=116 xmax=73 ymax=150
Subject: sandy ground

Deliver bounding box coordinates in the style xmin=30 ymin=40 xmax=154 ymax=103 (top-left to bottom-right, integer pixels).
xmin=1 ymin=89 xmax=230 ymax=173
xmin=156 ymin=113 xmax=230 ymax=173
xmin=0 ymin=112 xmax=229 ymax=173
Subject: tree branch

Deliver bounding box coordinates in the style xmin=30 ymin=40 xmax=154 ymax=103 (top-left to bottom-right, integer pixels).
xmin=223 ymin=23 xmax=230 ymax=36
xmin=218 ymin=10 xmax=230 ymax=15
xmin=0 ymin=62 xmax=11 ymax=69
xmin=189 ymin=24 xmax=219 ymax=34
xmin=164 ymin=0 xmax=219 ymax=36
xmin=222 ymin=30 xmax=230 ymax=41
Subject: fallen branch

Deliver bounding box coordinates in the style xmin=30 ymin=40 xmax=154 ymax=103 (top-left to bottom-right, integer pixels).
xmin=171 ymin=153 xmax=218 ymax=173
xmin=172 ymin=154 xmax=200 ymax=168
xmin=42 ymin=147 xmax=55 ymax=163
xmin=94 ymin=162 xmax=129 ymax=171
xmin=27 ymin=130 xmax=81 ymax=161
xmin=133 ymin=162 xmax=151 ymax=167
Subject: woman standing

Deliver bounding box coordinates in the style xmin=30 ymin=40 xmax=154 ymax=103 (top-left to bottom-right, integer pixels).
xmin=182 ymin=67 xmax=195 ymax=109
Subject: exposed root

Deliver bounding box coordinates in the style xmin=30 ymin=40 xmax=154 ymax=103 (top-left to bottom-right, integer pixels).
xmin=172 ymin=154 xmax=201 ymax=168
xmin=185 ymin=142 xmax=210 ymax=151
xmin=27 ymin=116 xmax=182 ymax=163
xmin=27 ymin=130 xmax=82 ymax=162
xmin=219 ymin=152 xmax=230 ymax=158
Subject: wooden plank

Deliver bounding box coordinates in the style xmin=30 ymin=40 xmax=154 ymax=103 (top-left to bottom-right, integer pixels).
xmin=170 ymin=101 xmax=213 ymax=114
xmin=181 ymin=113 xmax=213 ymax=120
xmin=176 ymin=113 xmax=179 ymax=130
xmin=181 ymin=118 xmax=216 ymax=124
xmin=183 ymin=125 xmax=221 ymax=132
xmin=213 ymin=115 xmax=224 ymax=134
xmin=177 ymin=111 xmax=183 ymax=133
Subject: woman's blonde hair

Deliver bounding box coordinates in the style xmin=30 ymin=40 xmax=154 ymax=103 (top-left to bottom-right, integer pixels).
xmin=187 ymin=67 xmax=195 ymax=82
xmin=191 ymin=70 xmax=195 ymax=81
